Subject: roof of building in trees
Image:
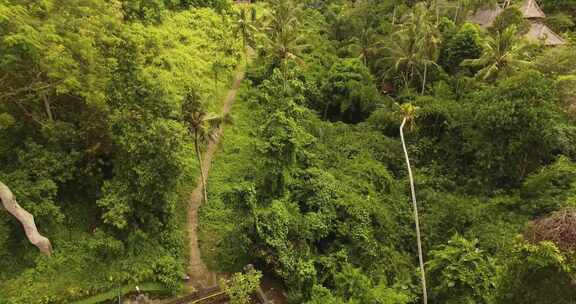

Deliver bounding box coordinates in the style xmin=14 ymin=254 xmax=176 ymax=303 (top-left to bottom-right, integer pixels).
xmin=519 ymin=0 xmax=546 ymax=19
xmin=468 ymin=5 xmax=503 ymax=27
xmin=525 ymin=22 xmax=566 ymax=46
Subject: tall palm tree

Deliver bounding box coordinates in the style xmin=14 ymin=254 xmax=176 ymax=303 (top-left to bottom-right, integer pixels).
xmin=399 ymin=103 xmax=428 ymax=304
xmin=234 ymin=7 xmax=259 ymax=64
xmin=383 ymin=31 xmax=418 ymax=89
xmin=211 ymin=58 xmax=228 ymax=91
xmin=383 ymin=3 xmax=440 ymax=94
xmin=413 ymin=3 xmax=441 ymax=94
xmin=264 ymin=0 xmax=307 ymax=64
xmin=461 ymin=26 xmax=530 ymax=81
xmin=348 ymin=26 xmax=382 ymax=67
xmin=264 ymin=0 xmax=308 ymax=92
xmin=182 ymin=92 xmax=223 ymax=205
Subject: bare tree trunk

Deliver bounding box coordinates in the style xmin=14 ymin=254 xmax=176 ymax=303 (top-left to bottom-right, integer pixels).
xmin=421 ymin=63 xmax=428 ymax=95
xmin=42 ymin=93 xmax=53 ymax=122
xmin=400 ymin=118 xmax=428 ymax=304
xmin=194 ymin=132 xmax=208 ymax=204
xmin=435 ymin=0 xmax=440 ymax=25
xmin=0 ymin=181 xmax=53 ymax=255
xmin=454 ymin=1 xmax=460 ymax=23
xmin=243 ymin=34 xmax=249 ymax=66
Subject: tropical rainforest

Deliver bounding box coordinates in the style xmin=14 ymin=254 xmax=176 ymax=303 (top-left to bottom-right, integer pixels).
xmin=1 ymin=0 xmax=576 ymax=303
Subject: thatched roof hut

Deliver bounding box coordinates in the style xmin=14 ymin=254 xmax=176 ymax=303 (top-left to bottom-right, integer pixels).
xmin=468 ymin=6 xmax=503 ymax=27
xmin=519 ymin=0 xmax=546 ymax=19
xmin=526 ymin=208 xmax=576 ymax=251
xmin=526 ymin=22 xmax=566 ymax=46
xmin=467 ymin=0 xmax=565 ymax=46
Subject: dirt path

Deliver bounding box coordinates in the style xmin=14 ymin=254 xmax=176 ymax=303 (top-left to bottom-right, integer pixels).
xmin=186 ymin=71 xmax=246 ymax=291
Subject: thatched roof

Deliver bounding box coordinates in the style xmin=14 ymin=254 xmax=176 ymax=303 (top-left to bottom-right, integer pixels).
xmin=519 ymin=0 xmax=546 ymax=19
xmin=526 ymin=208 xmax=576 ymax=251
xmin=468 ymin=6 xmax=503 ymax=27
xmin=525 ymin=22 xmax=566 ymax=46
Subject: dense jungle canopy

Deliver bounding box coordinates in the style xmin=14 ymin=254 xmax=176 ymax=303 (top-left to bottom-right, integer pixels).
xmin=1 ymin=0 xmax=576 ymax=303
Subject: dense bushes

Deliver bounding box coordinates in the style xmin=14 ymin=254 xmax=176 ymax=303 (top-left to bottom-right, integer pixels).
xmin=121 ymin=0 xmax=232 ymax=22
xmin=0 ymin=0 xmax=240 ymax=301
xmin=2 ymin=0 xmax=576 ymax=303
xmin=200 ymin=1 xmax=576 ymax=304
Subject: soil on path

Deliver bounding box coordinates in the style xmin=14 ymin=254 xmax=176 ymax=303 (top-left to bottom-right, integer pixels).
xmin=186 ymin=71 xmax=245 ymax=291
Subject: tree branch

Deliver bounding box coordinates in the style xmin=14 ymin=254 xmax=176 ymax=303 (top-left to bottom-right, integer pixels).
xmin=0 ymin=181 xmax=53 ymax=256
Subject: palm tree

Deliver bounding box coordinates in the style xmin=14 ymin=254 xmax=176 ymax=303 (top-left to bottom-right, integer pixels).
xmin=263 ymin=0 xmax=308 ymax=92
xmin=383 ymin=3 xmax=440 ymax=94
xmin=461 ymin=26 xmax=530 ymax=81
xmin=348 ymin=26 xmax=382 ymax=67
xmin=211 ymin=58 xmax=228 ymax=91
xmin=234 ymin=7 xmax=259 ymax=64
xmin=264 ymin=0 xmax=307 ymax=64
xmin=182 ymin=92 xmax=223 ymax=205
xmin=413 ymin=3 xmax=441 ymax=94
xmin=383 ymin=30 xmax=420 ymax=90
xmin=399 ymin=103 xmax=427 ymax=304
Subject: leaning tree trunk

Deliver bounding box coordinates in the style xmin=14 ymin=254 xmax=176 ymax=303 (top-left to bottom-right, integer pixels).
xmin=194 ymin=132 xmax=209 ymax=205
xmin=0 ymin=181 xmax=52 ymax=255
xmin=421 ymin=63 xmax=428 ymax=95
xmin=400 ymin=118 xmax=428 ymax=304
xmin=42 ymin=93 xmax=54 ymax=122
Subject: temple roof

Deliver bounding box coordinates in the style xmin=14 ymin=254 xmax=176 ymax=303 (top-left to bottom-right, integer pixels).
xmin=525 ymin=22 xmax=566 ymax=46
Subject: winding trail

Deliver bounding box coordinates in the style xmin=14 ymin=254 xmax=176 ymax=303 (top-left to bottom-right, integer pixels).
xmin=186 ymin=70 xmax=246 ymax=291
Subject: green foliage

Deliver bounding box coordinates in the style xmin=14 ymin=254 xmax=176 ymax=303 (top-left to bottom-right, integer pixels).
xmin=540 ymin=0 xmax=576 ymax=21
xmin=490 ymin=7 xmax=530 ymax=34
xmin=0 ymin=0 xmax=240 ymax=301
xmin=201 ymin=3 xmax=576 ymax=303
xmin=462 ymin=71 xmax=558 ymax=187
xmin=382 ymin=2 xmax=441 ymax=92
xmin=220 ymin=269 xmax=262 ymax=304
xmin=0 ymin=216 xmax=10 ymax=260
xmin=439 ymin=23 xmax=482 ymax=74
xmin=319 ymin=58 xmax=381 ymax=123
xmin=521 ymin=156 xmax=576 ymax=215
xmin=121 ymin=0 xmax=167 ymax=22
xmin=535 ymin=46 xmax=576 ymax=77
xmin=121 ymin=0 xmax=232 ymax=22
xmin=262 ymin=0 xmax=307 ymax=66
xmin=495 ymin=239 xmax=576 ymax=304
xmin=3 ymin=0 xmax=576 ymax=303
xmin=306 ymin=266 xmax=411 ymax=304
xmin=234 ymin=6 xmax=259 ymax=53
xmin=462 ymin=26 xmax=531 ymax=81
xmin=414 ymin=70 xmax=561 ymax=189
xmin=428 ymin=235 xmax=496 ymax=304
xmin=546 ymin=13 xmax=575 ymax=32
